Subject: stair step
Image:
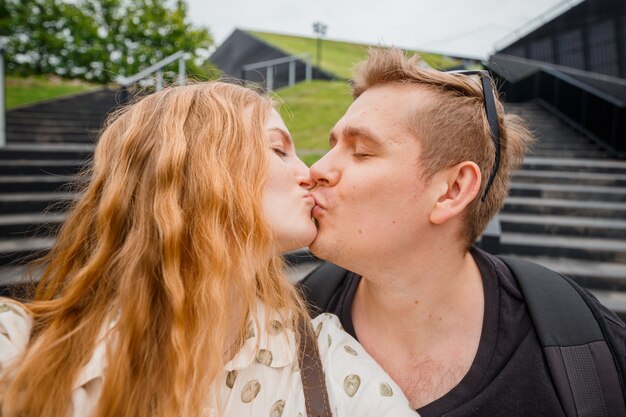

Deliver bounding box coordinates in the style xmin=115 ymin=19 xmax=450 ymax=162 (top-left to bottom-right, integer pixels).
xmin=531 ymin=142 xmax=600 ymax=151
xmin=7 ymin=132 xmax=96 ymax=143
xmin=0 ymin=237 xmax=54 ymax=266
xmin=0 ymin=192 xmax=77 ymax=214
xmin=0 ymin=160 xmax=88 ymax=176
xmin=498 ymin=213 xmax=626 ymax=239
xmin=589 ymin=289 xmax=626 ymax=320
xmin=0 ymin=143 xmax=94 ymax=160
xmin=0 ymin=213 xmax=65 ymax=238
xmin=533 ymin=137 xmax=592 ymax=145
xmin=521 ymin=256 xmax=626 ymax=291
xmin=0 ymin=175 xmax=78 ymax=193
xmin=7 ymin=113 xmax=106 ymax=124
xmin=7 ymin=126 xmax=97 ymax=136
xmin=500 ymin=233 xmax=626 ymax=262
xmin=10 ymin=104 xmax=116 ymax=116
xmin=0 ymin=266 xmax=33 ymax=288
xmin=512 ymin=170 xmax=626 ymax=186
xmin=7 ymin=118 xmax=102 ymax=128
xmin=508 ymin=182 xmax=626 ymax=202
xmin=522 ymin=157 xmax=626 ymax=174
xmin=504 ymin=197 xmax=626 ymax=218
xmin=526 ymin=148 xmax=610 ymax=158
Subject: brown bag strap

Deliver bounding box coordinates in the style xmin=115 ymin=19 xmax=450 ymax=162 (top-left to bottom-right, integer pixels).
xmin=298 ymin=319 xmax=333 ymax=417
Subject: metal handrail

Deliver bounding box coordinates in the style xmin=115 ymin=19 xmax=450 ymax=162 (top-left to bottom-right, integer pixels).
xmin=116 ymin=50 xmax=186 ymax=91
xmin=541 ymin=66 xmax=625 ymax=107
xmin=241 ymin=53 xmax=312 ymax=91
xmin=491 ymin=53 xmax=626 ymax=107
xmin=492 ymin=0 xmax=583 ymax=53
xmin=488 ymin=54 xmax=625 ymax=157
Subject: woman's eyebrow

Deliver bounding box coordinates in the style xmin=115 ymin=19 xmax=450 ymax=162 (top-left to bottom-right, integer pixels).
xmin=267 ymin=127 xmax=293 ymax=148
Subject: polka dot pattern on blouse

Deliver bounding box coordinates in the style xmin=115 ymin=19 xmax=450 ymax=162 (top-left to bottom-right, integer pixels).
xmin=0 ymin=302 xmax=420 ymax=417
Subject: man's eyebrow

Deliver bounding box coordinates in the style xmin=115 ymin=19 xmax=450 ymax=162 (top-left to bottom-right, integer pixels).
xmin=328 ymin=126 xmax=383 ymax=148
xmin=343 ymin=126 xmax=383 ymax=145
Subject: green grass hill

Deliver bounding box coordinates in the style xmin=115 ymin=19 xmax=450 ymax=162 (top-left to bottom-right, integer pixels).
xmin=274 ymin=80 xmax=353 ymax=166
xmin=249 ymin=30 xmax=461 ymax=79
xmin=6 ymin=76 xmax=98 ymax=109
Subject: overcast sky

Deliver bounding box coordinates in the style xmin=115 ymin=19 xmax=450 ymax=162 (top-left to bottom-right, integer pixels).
xmin=186 ymin=0 xmax=582 ymax=59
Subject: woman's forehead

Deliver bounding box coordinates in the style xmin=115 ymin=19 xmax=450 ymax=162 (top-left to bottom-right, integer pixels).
xmin=265 ymin=109 xmax=288 ymax=131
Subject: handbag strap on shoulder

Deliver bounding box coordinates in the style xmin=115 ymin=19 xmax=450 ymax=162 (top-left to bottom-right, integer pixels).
xmin=298 ymin=318 xmax=333 ymax=417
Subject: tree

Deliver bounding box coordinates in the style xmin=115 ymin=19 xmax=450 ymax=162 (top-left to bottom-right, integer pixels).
xmin=0 ymin=0 xmax=214 ymax=83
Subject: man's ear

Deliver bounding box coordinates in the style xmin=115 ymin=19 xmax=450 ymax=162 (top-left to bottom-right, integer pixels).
xmin=429 ymin=161 xmax=481 ymax=225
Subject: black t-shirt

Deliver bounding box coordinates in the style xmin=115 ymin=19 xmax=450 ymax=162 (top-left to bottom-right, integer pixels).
xmin=320 ymin=247 xmax=622 ymax=417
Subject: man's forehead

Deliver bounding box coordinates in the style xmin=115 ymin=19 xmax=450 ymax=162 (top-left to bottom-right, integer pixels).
xmin=333 ymin=84 xmax=429 ymax=140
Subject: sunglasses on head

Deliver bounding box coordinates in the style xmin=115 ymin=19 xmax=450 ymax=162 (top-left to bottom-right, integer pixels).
xmin=445 ymin=70 xmax=501 ymax=201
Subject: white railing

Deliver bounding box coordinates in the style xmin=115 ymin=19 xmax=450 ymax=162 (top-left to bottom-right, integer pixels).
xmin=116 ymin=50 xmax=187 ymax=91
xmin=0 ymin=50 xmax=187 ymax=149
xmin=241 ymin=53 xmax=312 ymax=91
xmin=0 ymin=45 xmax=5 ymax=148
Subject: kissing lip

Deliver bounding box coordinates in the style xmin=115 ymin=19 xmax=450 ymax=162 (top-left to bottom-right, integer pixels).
xmin=310 ymin=193 xmax=325 ymax=209
xmin=303 ymin=193 xmax=315 ymax=205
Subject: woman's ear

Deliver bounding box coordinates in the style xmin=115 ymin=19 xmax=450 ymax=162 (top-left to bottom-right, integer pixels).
xmin=429 ymin=161 xmax=481 ymax=225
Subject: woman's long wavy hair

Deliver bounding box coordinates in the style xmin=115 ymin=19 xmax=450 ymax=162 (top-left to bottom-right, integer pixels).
xmin=0 ymin=82 xmax=309 ymax=417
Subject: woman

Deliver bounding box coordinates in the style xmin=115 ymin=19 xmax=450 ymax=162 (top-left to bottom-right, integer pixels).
xmin=0 ymin=82 xmax=417 ymax=417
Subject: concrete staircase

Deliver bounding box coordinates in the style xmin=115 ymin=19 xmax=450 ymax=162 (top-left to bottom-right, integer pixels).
xmin=499 ymin=101 xmax=626 ymax=315
xmin=0 ymin=89 xmax=119 ymax=287
xmin=1 ymin=94 xmax=625 ymax=317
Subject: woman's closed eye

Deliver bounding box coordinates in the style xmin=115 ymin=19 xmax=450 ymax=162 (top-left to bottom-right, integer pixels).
xmin=272 ymin=147 xmax=288 ymax=157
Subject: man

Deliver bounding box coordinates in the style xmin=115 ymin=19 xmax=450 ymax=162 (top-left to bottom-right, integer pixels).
xmin=301 ymin=48 xmax=626 ymax=416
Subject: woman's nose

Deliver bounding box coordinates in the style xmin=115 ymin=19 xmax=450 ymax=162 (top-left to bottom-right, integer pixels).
xmin=293 ymin=157 xmax=315 ymax=189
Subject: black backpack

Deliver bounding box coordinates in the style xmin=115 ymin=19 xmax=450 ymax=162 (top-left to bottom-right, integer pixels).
xmin=298 ymin=256 xmax=626 ymax=417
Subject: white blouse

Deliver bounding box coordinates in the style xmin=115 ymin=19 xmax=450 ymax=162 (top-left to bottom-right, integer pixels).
xmin=0 ymin=301 xmax=418 ymax=417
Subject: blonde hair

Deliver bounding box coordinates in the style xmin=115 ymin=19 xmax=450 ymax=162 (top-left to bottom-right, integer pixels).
xmin=352 ymin=48 xmax=534 ymax=246
xmin=1 ymin=82 xmax=309 ymax=417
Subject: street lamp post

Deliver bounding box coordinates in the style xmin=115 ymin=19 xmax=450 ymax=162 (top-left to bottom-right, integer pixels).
xmin=312 ymin=22 xmax=327 ymax=78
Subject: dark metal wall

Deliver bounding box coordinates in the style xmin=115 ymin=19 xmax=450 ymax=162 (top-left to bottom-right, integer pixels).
xmin=499 ymin=0 xmax=626 ymax=79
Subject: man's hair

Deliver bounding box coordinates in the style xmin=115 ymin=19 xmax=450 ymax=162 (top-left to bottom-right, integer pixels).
xmin=352 ymin=48 xmax=534 ymax=246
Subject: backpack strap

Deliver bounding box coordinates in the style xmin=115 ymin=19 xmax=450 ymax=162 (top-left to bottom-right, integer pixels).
xmin=297 ymin=262 xmax=349 ymax=315
xmin=499 ymin=255 xmax=626 ymax=417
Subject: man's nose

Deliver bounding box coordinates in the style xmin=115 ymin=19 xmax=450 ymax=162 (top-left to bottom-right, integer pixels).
xmin=310 ymin=151 xmax=340 ymax=187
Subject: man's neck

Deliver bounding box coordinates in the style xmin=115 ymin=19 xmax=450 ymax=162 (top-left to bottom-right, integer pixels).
xmin=351 ymin=247 xmax=485 ymax=408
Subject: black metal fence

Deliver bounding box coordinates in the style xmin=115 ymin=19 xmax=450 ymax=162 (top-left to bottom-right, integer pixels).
xmin=499 ymin=0 xmax=626 ymax=79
